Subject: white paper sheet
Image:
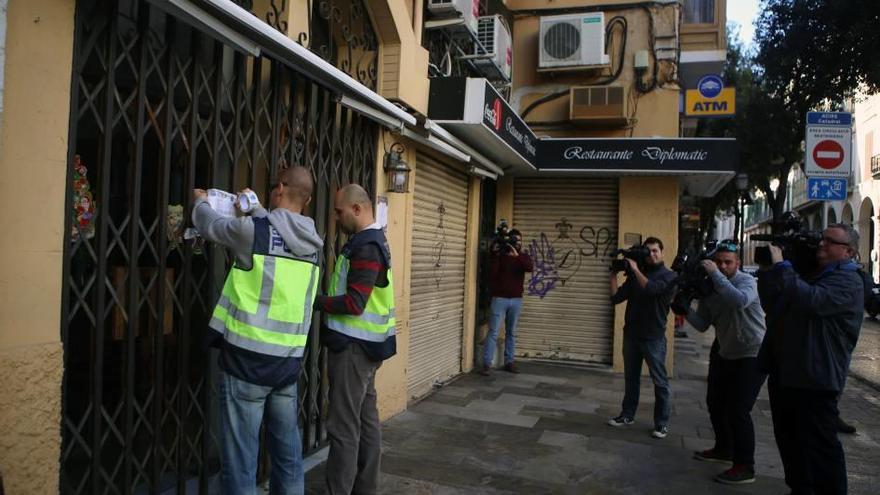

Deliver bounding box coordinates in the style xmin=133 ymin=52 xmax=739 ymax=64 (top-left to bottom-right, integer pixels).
xmin=376 ymin=196 xmax=388 ymax=230
xmin=207 ymin=189 xmax=237 ymax=218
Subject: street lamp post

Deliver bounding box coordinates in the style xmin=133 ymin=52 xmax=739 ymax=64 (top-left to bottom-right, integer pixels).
xmin=735 ymin=173 xmax=749 ymax=262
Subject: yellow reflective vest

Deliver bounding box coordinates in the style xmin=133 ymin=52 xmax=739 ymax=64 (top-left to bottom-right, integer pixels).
xmin=209 ymin=217 xmax=319 ymax=357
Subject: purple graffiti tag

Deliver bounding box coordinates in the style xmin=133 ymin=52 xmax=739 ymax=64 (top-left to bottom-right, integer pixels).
xmin=528 ymin=233 xmax=561 ymax=299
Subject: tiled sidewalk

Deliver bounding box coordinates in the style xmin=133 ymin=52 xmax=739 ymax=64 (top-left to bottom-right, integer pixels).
xmin=305 ymin=328 xmax=880 ymax=494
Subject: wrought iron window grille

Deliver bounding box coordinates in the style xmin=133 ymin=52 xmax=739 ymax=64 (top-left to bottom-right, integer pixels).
xmin=61 ymin=1 xmax=377 ymax=493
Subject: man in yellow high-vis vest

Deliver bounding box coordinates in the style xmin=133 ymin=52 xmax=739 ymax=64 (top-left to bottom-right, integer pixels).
xmin=192 ymin=166 xmax=322 ymax=495
xmin=316 ymin=184 xmax=395 ymax=495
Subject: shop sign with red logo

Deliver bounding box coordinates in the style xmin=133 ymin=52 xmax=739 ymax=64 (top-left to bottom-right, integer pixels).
xmin=481 ymin=82 xmax=537 ymax=160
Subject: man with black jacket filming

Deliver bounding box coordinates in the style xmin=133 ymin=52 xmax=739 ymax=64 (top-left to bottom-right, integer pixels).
xmin=608 ymin=237 xmax=676 ymax=439
xmin=757 ymin=223 xmax=863 ymax=495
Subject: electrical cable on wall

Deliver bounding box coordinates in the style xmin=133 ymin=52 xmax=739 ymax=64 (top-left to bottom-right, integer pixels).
xmin=520 ymin=15 xmax=628 ymax=120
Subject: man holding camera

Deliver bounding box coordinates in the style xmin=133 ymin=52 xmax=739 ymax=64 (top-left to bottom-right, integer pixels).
xmin=757 ymin=224 xmax=863 ymax=495
xmin=479 ymin=226 xmax=532 ymax=375
xmin=681 ymin=240 xmax=766 ymax=485
xmin=608 ymin=237 xmax=677 ymax=439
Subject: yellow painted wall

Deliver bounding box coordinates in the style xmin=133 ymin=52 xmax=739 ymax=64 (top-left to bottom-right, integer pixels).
xmin=613 ymin=177 xmax=679 ymax=373
xmin=373 ymin=130 xmax=415 ymax=419
xmin=461 ymin=176 xmax=482 ymax=372
xmin=510 ymin=5 xmax=680 ymax=136
xmin=0 ymin=0 xmax=74 ymax=491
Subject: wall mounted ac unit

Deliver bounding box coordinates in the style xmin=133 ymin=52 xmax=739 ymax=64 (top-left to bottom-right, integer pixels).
xmin=474 ymin=15 xmax=512 ymax=81
xmin=539 ymin=12 xmax=609 ymax=69
xmin=569 ymin=86 xmax=627 ymax=126
xmin=427 ymin=0 xmax=479 ymax=35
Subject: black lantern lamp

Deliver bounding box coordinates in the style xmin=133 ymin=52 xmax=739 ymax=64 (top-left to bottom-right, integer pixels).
xmin=384 ymin=143 xmax=411 ymax=193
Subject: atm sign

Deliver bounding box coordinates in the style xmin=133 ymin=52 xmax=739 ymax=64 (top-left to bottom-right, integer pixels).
xmin=685 ymin=87 xmax=736 ymax=117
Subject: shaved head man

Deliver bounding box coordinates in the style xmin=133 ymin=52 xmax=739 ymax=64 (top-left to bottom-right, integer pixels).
xmin=191 ymin=165 xmax=323 ymax=493
xmin=269 ymin=165 xmax=314 ymax=212
xmin=333 ymin=184 xmax=373 ymax=235
xmin=317 ymin=183 xmax=396 ymax=495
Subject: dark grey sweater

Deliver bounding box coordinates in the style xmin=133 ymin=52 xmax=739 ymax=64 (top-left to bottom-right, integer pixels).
xmin=611 ymin=263 xmax=677 ymax=340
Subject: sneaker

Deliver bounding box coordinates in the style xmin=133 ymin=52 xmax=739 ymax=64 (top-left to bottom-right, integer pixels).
xmin=503 ymin=362 xmax=520 ymax=373
xmin=607 ymin=415 xmax=634 ymax=427
xmin=714 ymin=464 xmax=755 ymax=485
xmin=476 ymin=366 xmax=491 ymax=376
xmin=835 ymin=416 xmax=857 ymax=434
xmin=651 ymin=425 xmax=669 ymax=439
xmin=693 ymin=448 xmax=733 ymax=463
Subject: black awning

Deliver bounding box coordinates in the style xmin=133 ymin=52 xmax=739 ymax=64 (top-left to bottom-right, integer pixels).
xmin=428 ymin=77 xmax=738 ymax=195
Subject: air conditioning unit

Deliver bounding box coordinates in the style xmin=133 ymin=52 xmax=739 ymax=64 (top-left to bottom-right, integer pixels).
xmin=474 ymin=15 xmax=512 ymax=81
xmin=428 ymin=0 xmax=479 ymax=35
xmin=569 ymin=86 xmax=627 ymax=126
xmin=539 ymin=12 xmax=609 ymax=69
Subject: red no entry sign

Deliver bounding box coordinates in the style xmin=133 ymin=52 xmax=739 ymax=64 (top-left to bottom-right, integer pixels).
xmin=812 ymin=140 xmax=845 ymax=169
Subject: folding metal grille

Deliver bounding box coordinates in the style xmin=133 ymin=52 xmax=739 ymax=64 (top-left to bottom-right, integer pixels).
xmin=60 ymin=1 xmax=377 ymax=493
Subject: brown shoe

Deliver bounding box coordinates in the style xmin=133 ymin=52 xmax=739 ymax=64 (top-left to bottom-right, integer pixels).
xmin=503 ymin=362 xmax=520 ymax=374
xmin=477 ymin=366 xmax=491 ymax=376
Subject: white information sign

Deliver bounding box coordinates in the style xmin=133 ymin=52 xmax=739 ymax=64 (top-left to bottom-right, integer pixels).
xmin=804 ymin=112 xmax=852 ymax=178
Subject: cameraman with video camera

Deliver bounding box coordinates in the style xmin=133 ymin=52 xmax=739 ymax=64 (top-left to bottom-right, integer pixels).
xmin=757 ymin=224 xmax=863 ymax=495
xmin=681 ymin=239 xmax=767 ymax=485
xmin=607 ymin=237 xmax=677 ymax=439
xmin=479 ymin=221 xmax=532 ymax=375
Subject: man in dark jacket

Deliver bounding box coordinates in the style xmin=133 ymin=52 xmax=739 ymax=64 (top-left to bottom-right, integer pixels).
xmin=608 ymin=237 xmax=677 ymax=439
xmin=757 ymin=223 xmax=863 ymax=495
xmin=317 ymin=184 xmax=396 ymax=495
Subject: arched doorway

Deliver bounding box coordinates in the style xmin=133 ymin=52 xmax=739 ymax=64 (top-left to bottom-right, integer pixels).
xmin=843 ymin=203 xmax=854 ymax=225
xmin=859 ymin=198 xmax=875 ymax=273
xmin=827 ymin=207 xmax=838 ymax=226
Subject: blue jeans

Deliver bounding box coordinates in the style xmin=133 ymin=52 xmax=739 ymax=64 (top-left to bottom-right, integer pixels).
xmin=621 ymin=336 xmax=670 ymax=428
xmin=483 ymin=297 xmax=523 ymax=367
xmin=218 ymin=370 xmax=303 ymax=495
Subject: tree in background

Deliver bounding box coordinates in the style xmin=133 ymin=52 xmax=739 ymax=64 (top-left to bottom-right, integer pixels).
xmin=756 ymin=0 xmax=880 ymax=117
xmin=694 ymin=26 xmax=800 ymax=241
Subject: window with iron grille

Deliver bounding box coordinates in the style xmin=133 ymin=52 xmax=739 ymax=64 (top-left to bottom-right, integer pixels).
xmin=61 ymin=1 xmax=378 ymax=493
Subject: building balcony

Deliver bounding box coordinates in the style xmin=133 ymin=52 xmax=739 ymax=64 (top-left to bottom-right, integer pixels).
xmin=872 ymin=154 xmax=880 ymax=179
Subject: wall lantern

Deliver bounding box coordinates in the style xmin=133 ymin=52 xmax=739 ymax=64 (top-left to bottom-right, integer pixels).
xmin=384 ymin=143 xmax=411 ymax=193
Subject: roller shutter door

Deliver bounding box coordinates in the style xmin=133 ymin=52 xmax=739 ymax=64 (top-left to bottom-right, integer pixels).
xmin=408 ymin=153 xmax=469 ymax=399
xmin=513 ymin=178 xmax=618 ymax=364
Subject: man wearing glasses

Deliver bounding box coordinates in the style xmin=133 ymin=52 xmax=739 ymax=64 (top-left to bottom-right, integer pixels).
xmin=757 ymin=224 xmax=863 ymax=495
xmin=681 ymin=239 xmax=767 ymax=485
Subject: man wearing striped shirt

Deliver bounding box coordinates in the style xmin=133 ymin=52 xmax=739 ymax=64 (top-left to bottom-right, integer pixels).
xmin=317 ymin=184 xmax=396 ymax=495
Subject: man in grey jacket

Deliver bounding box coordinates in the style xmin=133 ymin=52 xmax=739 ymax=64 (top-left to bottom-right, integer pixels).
xmin=192 ymin=166 xmax=323 ymax=495
xmin=682 ymin=240 xmax=766 ymax=485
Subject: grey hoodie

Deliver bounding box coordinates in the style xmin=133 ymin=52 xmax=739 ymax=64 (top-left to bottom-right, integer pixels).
xmin=685 ymin=270 xmax=766 ymax=360
xmin=191 ymin=197 xmax=323 ymax=268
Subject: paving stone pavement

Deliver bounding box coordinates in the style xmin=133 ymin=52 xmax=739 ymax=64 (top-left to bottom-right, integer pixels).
xmin=304 ymin=327 xmax=880 ymax=494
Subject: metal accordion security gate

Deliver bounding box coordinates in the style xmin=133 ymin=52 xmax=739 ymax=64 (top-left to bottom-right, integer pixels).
xmin=60 ymin=1 xmax=377 ymax=493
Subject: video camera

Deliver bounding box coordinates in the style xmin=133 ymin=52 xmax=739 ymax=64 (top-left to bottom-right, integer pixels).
xmin=492 ymin=219 xmax=519 ymax=254
xmin=609 ymin=245 xmax=651 ymax=273
xmin=751 ymin=212 xmax=821 ymax=276
xmin=669 ymin=241 xmax=720 ymax=315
